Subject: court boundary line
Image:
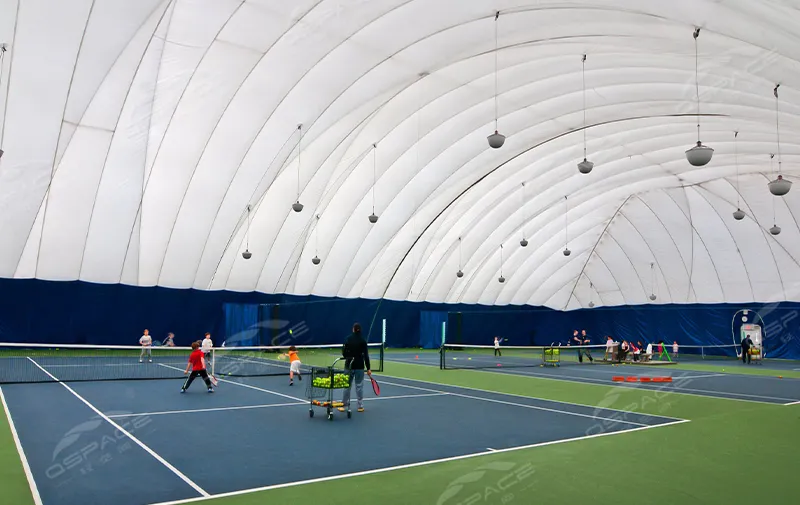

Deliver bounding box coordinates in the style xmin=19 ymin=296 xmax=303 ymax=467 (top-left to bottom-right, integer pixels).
xmin=26 ymin=358 xmax=210 ymax=498
xmin=388 ymin=355 xmax=800 ymax=381
xmin=107 ymin=393 xmax=449 ymax=419
xmin=0 ymin=386 xmax=43 ymax=505
xmin=385 ymin=361 xmax=790 ymax=405
xmin=148 ymin=418 xmax=689 ymax=505
xmin=377 ymin=379 xmax=653 ymax=427
xmin=377 ymin=373 xmax=687 ymax=421
xmin=785 ymin=400 xmax=800 ymax=406
xmin=488 ymin=367 xmax=797 ymax=403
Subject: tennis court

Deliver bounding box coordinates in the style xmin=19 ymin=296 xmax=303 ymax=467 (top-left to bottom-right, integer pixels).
xmin=0 ymin=352 xmax=683 ymax=505
xmin=386 ymin=346 xmax=800 ymax=405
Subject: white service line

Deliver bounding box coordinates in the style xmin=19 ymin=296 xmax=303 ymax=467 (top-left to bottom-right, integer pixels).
xmin=108 ymin=393 xmax=450 ymax=419
xmin=148 ymin=419 xmax=690 ymax=505
xmin=0 ymin=386 xmax=43 ymax=505
xmin=158 ymin=363 xmax=305 ymax=403
xmin=486 ymin=448 xmax=497 ymax=452
xmin=26 ymin=358 xmax=209 ymax=498
xmin=785 ymin=400 xmax=800 ymax=406
xmin=377 ymin=373 xmax=685 ymax=421
xmin=108 ymin=402 xmax=307 ymax=418
xmin=377 ymin=379 xmax=651 ymax=427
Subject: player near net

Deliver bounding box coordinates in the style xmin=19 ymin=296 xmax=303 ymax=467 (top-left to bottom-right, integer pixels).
xmin=181 ymin=341 xmax=215 ymax=393
xmin=285 ymin=346 xmax=303 ymax=386
xmin=201 ymin=332 xmax=213 ymax=371
xmin=139 ymin=329 xmax=153 ymax=363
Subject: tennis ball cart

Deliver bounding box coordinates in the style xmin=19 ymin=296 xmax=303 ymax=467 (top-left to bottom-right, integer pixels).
xmin=307 ymin=357 xmax=353 ymax=420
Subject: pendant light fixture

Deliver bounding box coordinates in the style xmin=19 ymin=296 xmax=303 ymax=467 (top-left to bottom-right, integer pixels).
xmin=498 ymin=244 xmax=505 ymax=283
xmin=369 ymin=143 xmax=379 ymax=223
xmin=732 ymin=131 xmax=745 ymax=220
xmin=292 ymin=124 xmax=304 ymax=212
xmin=311 ymin=214 xmax=321 ymax=264
xmin=519 ymin=182 xmax=528 ymax=247
xmin=588 ymin=282 xmax=595 ymax=308
xmin=768 ymin=84 xmax=792 ymax=196
xmin=577 ymin=54 xmax=594 ymax=174
xmin=456 ymin=237 xmax=464 ymax=278
xmin=769 ymin=153 xmax=781 ymax=235
xmin=487 ymin=11 xmax=505 ymax=149
xmin=685 ymin=28 xmax=714 ymax=166
xmin=649 ymin=262 xmax=657 ymax=301
xmin=242 ymin=204 xmax=253 ymax=259
xmin=563 ymin=196 xmax=571 ymax=256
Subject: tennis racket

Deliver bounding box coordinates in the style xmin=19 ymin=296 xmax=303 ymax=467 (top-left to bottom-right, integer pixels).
xmin=208 ymin=373 xmax=218 ymax=387
xmin=368 ymin=374 xmax=380 ymax=396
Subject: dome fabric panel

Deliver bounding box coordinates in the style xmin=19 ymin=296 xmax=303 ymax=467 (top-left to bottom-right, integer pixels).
xmin=1 ymin=0 xmax=800 ymax=308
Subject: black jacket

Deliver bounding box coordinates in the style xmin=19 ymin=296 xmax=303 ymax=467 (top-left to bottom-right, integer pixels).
xmin=342 ymin=332 xmax=371 ymax=371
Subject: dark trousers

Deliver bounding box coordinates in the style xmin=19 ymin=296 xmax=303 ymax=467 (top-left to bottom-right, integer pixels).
xmin=742 ymin=349 xmax=751 ymax=364
xmin=183 ymin=369 xmax=212 ymax=389
xmin=494 ymin=348 xmax=501 ymax=356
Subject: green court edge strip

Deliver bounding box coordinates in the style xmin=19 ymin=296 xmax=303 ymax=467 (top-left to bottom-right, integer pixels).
xmin=0 ymin=386 xmax=42 ymax=505
xmin=148 ymin=419 xmax=690 ymax=505
xmin=26 ymin=358 xmax=210 ymax=498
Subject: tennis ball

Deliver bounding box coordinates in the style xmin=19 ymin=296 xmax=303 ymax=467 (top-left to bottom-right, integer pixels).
xmin=778 ymin=376 xmax=783 ymax=379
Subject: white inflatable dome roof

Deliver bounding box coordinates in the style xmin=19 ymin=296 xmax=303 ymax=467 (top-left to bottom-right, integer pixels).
xmin=0 ymin=0 xmax=799 ymax=309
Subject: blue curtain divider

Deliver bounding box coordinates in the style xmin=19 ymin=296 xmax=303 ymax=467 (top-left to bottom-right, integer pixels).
xmin=419 ymin=311 xmax=447 ymax=349
xmin=0 ymin=278 xmax=798 ymax=359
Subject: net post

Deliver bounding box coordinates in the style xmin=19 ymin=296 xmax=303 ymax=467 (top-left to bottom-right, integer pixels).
xmin=440 ymin=321 xmax=447 ymax=369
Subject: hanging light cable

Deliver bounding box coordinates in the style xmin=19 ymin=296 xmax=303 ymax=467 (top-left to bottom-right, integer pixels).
xmin=0 ymin=43 xmax=7 ymax=159
xmin=769 ymin=84 xmax=792 ymax=196
xmin=292 ymin=124 xmax=304 ymax=212
xmin=369 ymin=143 xmax=379 ymax=223
xmin=733 ymin=132 xmax=745 ymax=220
xmin=588 ymin=281 xmax=595 ymax=308
xmin=563 ymin=196 xmax=571 ymax=256
xmin=649 ymin=262 xmax=657 ymax=301
xmin=456 ymin=237 xmax=464 ymax=278
xmin=685 ymin=28 xmax=714 ymax=166
xmin=578 ymin=54 xmax=594 ymax=174
xmin=312 ymin=214 xmax=321 ymax=264
xmin=498 ymin=244 xmax=505 ymax=283
xmin=242 ymin=205 xmax=253 ymax=259
xmin=520 ymin=182 xmax=528 ymax=247
xmin=487 ymin=11 xmax=505 ymax=149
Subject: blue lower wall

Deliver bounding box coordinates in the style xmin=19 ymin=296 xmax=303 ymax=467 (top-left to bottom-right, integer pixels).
xmin=0 ymin=278 xmax=798 ymax=359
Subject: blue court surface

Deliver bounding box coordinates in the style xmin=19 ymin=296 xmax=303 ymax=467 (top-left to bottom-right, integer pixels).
xmin=386 ymin=351 xmax=800 ymax=405
xmin=1 ymin=372 xmax=685 ymax=505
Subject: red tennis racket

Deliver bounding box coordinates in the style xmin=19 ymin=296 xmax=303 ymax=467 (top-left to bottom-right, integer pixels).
xmin=369 ymin=374 xmax=380 ymax=396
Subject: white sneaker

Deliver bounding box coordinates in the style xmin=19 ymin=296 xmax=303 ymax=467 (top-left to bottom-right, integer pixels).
xmin=139 ymin=360 xmax=143 ymax=363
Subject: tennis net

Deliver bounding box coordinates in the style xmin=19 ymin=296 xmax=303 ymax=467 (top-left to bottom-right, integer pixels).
xmin=674 ymin=344 xmax=742 ymax=361
xmin=0 ymin=342 xmax=384 ymax=384
xmin=440 ymin=343 xmax=617 ymax=370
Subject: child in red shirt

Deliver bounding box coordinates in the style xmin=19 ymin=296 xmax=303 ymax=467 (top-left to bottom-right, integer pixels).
xmin=181 ymin=341 xmax=214 ymax=393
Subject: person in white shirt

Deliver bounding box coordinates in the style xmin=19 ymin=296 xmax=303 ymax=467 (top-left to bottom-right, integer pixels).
xmin=645 ymin=342 xmax=653 ymax=362
xmin=604 ymin=336 xmax=615 ymax=361
xmin=672 ymin=341 xmax=679 ymax=360
xmin=201 ymin=333 xmax=213 ymax=371
xmin=493 ymin=336 xmax=501 ymax=357
xmin=139 ymin=329 xmax=153 ymax=363
xmin=163 ymin=332 xmax=175 ymax=347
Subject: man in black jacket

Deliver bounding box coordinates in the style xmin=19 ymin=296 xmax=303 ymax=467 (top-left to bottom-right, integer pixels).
xmin=339 ymin=323 xmax=372 ymax=413
xmin=741 ymin=335 xmax=753 ymax=364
